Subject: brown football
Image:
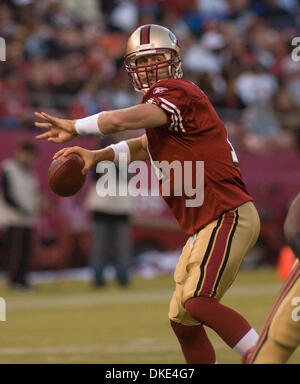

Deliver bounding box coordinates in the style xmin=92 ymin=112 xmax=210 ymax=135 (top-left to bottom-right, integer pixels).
xmin=48 ymin=153 xmax=86 ymax=197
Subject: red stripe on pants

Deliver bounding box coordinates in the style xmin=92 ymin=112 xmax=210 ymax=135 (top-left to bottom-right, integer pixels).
xmin=199 ymin=211 xmax=235 ymax=297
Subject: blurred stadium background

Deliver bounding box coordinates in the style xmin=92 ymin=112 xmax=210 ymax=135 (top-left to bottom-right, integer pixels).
xmin=0 ymin=0 xmax=299 ymax=364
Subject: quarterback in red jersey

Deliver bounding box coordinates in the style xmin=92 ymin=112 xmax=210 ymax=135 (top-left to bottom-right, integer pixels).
xmin=35 ymin=24 xmax=261 ymax=364
xmin=142 ymin=78 xmax=252 ymax=235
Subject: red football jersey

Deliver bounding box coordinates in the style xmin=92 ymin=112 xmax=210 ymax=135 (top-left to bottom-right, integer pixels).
xmin=142 ymin=79 xmax=252 ymax=236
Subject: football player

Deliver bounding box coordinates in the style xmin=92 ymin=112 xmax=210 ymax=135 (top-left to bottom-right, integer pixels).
xmin=243 ymin=192 xmax=300 ymax=364
xmin=35 ymin=25 xmax=261 ymax=363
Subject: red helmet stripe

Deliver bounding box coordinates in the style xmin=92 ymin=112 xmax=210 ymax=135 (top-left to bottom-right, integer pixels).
xmin=140 ymin=25 xmax=151 ymax=45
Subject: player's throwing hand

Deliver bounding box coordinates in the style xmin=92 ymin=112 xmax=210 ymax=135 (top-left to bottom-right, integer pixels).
xmin=34 ymin=112 xmax=77 ymax=143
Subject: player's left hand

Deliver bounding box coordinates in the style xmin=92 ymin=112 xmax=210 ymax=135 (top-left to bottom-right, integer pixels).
xmin=34 ymin=112 xmax=77 ymax=143
xmin=53 ymin=146 xmax=97 ymax=175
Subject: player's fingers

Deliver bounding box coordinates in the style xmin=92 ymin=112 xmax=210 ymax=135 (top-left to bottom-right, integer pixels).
xmin=53 ymin=148 xmax=69 ymax=159
xmin=48 ymin=137 xmax=66 ymax=144
xmin=81 ymin=161 xmax=92 ymax=175
xmin=34 ymin=122 xmax=53 ymax=130
xmin=34 ymin=112 xmax=53 ymax=122
xmin=36 ymin=131 xmax=55 ymax=140
xmin=53 ymin=146 xmax=80 ymax=159
xmin=41 ymin=112 xmax=59 ymax=124
xmin=34 ymin=111 xmax=46 ymax=120
xmin=81 ymin=166 xmax=88 ymax=176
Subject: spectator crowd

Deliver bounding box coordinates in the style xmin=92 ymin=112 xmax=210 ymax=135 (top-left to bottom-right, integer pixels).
xmin=0 ymin=0 xmax=299 ymax=153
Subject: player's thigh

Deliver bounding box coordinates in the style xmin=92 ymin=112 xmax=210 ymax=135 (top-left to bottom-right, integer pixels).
xmin=212 ymin=201 xmax=261 ymax=300
xmin=169 ymin=237 xmax=201 ymax=326
xmin=270 ymin=273 xmax=300 ymax=348
xmin=169 ymin=216 xmax=230 ymax=325
xmin=189 ymin=202 xmax=260 ymax=300
xmin=252 ymin=338 xmax=294 ymax=364
xmin=251 ymin=262 xmax=300 ymax=364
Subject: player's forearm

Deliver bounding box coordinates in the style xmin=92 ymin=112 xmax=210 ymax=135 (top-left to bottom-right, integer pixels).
xmin=75 ymin=104 xmax=167 ymax=136
xmin=92 ymin=136 xmax=149 ymax=165
xmin=92 ymin=147 xmax=115 ymax=164
xmin=74 ymin=109 xmax=142 ymax=136
xmin=99 ymin=107 xmax=159 ymax=134
xmin=126 ymin=136 xmax=149 ymax=161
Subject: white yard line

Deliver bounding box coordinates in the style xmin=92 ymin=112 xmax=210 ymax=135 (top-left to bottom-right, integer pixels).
xmin=4 ymin=283 xmax=281 ymax=312
xmin=0 ymin=338 xmax=225 ymax=356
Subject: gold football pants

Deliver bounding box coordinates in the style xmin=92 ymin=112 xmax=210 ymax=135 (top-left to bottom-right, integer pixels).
xmin=169 ymin=201 xmax=260 ymax=326
xmin=249 ymin=261 xmax=300 ymax=364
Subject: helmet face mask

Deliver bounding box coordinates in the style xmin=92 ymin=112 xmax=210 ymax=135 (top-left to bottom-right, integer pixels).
xmin=124 ymin=25 xmax=183 ymax=93
xmin=125 ymin=49 xmax=180 ymax=91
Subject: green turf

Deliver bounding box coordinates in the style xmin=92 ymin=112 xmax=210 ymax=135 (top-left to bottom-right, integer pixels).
xmin=0 ymin=269 xmax=299 ymax=364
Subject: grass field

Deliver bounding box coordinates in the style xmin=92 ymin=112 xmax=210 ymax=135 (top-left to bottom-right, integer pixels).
xmin=0 ymin=268 xmax=299 ymax=364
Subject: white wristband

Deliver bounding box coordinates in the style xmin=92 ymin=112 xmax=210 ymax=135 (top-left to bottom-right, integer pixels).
xmin=108 ymin=141 xmax=131 ymax=165
xmin=75 ymin=112 xmax=103 ymax=136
